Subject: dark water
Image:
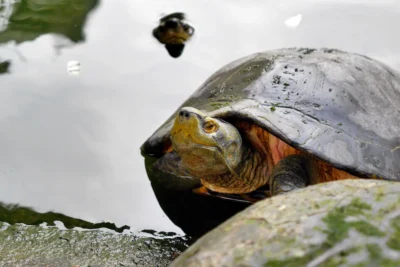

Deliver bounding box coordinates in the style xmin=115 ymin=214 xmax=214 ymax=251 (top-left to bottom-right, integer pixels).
xmin=0 ymin=0 xmax=399 ymax=234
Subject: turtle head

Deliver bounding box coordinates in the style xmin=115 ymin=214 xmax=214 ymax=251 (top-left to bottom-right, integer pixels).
xmin=171 ymin=107 xmax=244 ymax=177
xmin=154 ymin=107 xmax=244 ymax=185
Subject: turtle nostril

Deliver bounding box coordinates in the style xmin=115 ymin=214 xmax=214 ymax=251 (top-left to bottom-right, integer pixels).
xmin=179 ymin=110 xmax=190 ymax=118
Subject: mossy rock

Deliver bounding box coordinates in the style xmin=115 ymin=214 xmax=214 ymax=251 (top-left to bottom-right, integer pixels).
xmin=0 ymin=222 xmax=188 ymax=267
xmin=171 ymin=179 xmax=400 ymax=267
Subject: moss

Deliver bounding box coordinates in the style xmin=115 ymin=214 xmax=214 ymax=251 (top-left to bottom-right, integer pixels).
xmin=375 ymin=187 xmax=385 ymax=201
xmin=0 ymin=203 xmax=129 ymax=233
xmin=210 ymin=101 xmax=231 ymax=109
xmin=264 ymin=198 xmax=388 ymax=266
xmin=234 ymin=254 xmax=245 ymax=263
xmin=387 ymin=237 xmax=400 ymax=251
xmin=347 ymin=244 xmax=400 ymax=267
xmin=386 ymin=215 xmax=400 ymax=251
xmin=264 ymin=247 xmax=357 ymax=267
xmin=265 ymin=255 xmax=309 ymax=267
xmin=323 ymin=198 xmax=383 ymax=246
xmin=268 ymin=102 xmax=281 ymax=112
xmin=297 ymin=48 xmax=316 ymax=55
xmin=351 ymin=221 xmax=385 ymax=237
xmin=377 ymin=202 xmax=399 ymax=218
xmin=319 ymin=199 xmax=334 ymax=207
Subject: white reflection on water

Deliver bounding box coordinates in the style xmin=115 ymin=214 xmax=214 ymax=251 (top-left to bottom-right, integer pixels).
xmin=285 ymin=14 xmax=302 ymax=29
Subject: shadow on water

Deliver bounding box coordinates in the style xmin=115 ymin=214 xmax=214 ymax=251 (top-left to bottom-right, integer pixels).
xmin=0 ymin=0 xmax=99 ymax=72
xmin=0 ymin=201 xmax=130 ymax=233
xmin=0 ymin=0 xmax=99 ymax=45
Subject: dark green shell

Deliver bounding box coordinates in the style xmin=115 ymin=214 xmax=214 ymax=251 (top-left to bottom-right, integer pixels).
xmin=142 ymin=48 xmax=400 ymax=181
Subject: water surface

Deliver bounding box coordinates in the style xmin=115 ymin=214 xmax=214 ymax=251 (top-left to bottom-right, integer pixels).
xmin=0 ymin=0 xmax=399 ymax=233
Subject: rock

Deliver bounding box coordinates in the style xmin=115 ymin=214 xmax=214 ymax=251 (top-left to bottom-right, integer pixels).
xmin=0 ymin=222 xmax=189 ymax=267
xmin=171 ymin=179 xmax=400 ymax=267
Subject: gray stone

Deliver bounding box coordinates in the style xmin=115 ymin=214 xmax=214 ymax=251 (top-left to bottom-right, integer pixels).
xmin=171 ymin=179 xmax=400 ymax=267
xmin=0 ymin=223 xmax=188 ymax=267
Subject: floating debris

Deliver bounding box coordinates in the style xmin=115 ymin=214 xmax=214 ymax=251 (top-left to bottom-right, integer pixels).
xmin=67 ymin=60 xmax=80 ymax=75
xmin=152 ymin=12 xmax=195 ymax=58
xmin=0 ymin=60 xmax=10 ymax=74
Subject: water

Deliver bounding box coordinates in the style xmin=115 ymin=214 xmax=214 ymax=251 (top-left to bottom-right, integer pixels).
xmin=0 ymin=0 xmax=399 ymax=234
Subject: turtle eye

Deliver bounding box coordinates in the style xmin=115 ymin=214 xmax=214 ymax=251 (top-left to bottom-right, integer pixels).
xmin=203 ymin=121 xmax=218 ymax=133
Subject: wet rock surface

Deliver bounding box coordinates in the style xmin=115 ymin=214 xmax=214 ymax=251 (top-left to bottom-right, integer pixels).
xmin=171 ymin=179 xmax=400 ymax=267
xmin=0 ymin=222 xmax=189 ymax=267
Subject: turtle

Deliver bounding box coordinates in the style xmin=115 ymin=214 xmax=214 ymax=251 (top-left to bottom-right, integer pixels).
xmin=141 ymin=48 xmax=400 ymax=202
xmin=152 ymin=12 xmax=195 ymax=58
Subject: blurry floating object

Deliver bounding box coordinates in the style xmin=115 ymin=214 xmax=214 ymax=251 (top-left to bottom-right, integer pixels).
xmin=0 ymin=60 xmax=11 ymax=75
xmin=152 ymin=12 xmax=195 ymax=58
xmin=67 ymin=60 xmax=80 ymax=75
xmin=285 ymin=14 xmax=302 ymax=29
xmin=165 ymin=43 xmax=185 ymax=58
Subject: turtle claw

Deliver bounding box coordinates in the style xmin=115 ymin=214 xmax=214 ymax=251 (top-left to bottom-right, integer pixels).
xmin=192 ymin=186 xmax=211 ymax=196
xmin=239 ymin=194 xmax=263 ymax=203
xmin=192 ymin=186 xmax=270 ymax=204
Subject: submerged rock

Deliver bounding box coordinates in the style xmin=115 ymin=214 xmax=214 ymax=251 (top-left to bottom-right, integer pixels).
xmin=171 ymin=179 xmax=400 ymax=267
xmin=0 ymin=222 xmax=189 ymax=267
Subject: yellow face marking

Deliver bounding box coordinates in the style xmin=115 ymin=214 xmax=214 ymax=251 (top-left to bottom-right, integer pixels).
xmin=171 ymin=112 xmax=217 ymax=147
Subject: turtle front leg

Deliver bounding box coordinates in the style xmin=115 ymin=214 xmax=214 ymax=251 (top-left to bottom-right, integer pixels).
xmin=270 ymin=155 xmax=310 ymax=196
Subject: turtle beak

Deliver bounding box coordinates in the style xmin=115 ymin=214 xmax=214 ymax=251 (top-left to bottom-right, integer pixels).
xmin=177 ymin=107 xmax=207 ymax=120
xmin=171 ymin=107 xmax=217 ymax=148
xmin=172 ymin=108 xmax=203 ymax=136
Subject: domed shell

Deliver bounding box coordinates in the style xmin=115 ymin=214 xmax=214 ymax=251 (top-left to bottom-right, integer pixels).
xmin=142 ymin=48 xmax=400 ymax=181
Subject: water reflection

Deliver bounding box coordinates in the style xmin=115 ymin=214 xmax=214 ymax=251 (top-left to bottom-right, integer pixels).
xmin=0 ymin=201 xmax=130 ymax=232
xmin=0 ymin=0 xmax=183 ymax=234
xmin=0 ymin=0 xmax=399 ymax=236
xmin=152 ymin=12 xmax=195 ymax=58
xmin=0 ymin=59 xmax=10 ymax=74
xmin=0 ymin=0 xmax=99 ymax=44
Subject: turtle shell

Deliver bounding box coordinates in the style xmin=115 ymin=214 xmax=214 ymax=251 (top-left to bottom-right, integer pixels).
xmin=142 ymin=48 xmax=400 ymax=181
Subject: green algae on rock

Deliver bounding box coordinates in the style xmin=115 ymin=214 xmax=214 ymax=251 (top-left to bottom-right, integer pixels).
xmin=170 ymin=179 xmax=400 ymax=267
